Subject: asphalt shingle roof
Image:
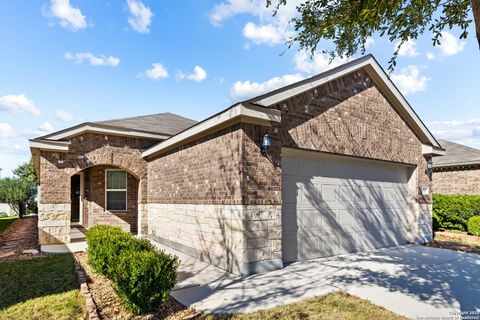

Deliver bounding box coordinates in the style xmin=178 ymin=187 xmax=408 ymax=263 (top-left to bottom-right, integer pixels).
xmin=434 ymin=140 xmax=480 ymax=167
xmin=95 ymin=112 xmax=197 ymax=136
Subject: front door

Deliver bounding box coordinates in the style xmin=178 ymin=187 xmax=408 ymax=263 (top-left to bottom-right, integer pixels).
xmin=71 ymin=175 xmax=81 ymax=223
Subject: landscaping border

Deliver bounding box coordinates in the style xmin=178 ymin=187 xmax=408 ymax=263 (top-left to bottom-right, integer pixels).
xmin=73 ymin=254 xmax=100 ymax=320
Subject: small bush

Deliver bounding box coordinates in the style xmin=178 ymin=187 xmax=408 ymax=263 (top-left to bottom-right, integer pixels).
xmin=467 ymin=216 xmax=480 ymax=236
xmin=432 ymin=194 xmax=480 ymax=231
xmin=86 ymin=225 xmax=179 ymax=314
xmin=113 ymin=250 xmax=179 ymax=314
xmin=86 ymin=225 xmax=153 ymax=277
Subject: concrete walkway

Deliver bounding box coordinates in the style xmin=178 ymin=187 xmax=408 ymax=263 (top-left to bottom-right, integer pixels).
xmin=41 ymin=226 xmax=87 ymax=253
xmin=151 ymin=240 xmax=480 ymax=318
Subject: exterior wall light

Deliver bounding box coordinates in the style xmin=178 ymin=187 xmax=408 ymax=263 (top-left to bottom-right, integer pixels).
xmin=426 ymin=159 xmax=433 ymax=177
xmin=260 ymin=131 xmax=271 ymax=156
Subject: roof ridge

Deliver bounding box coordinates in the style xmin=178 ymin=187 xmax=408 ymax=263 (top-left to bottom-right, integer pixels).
xmin=95 ymin=112 xmax=171 ymax=123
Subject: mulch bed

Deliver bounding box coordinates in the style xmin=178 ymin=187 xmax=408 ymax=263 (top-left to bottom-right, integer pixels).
xmin=0 ymin=216 xmax=41 ymax=262
xmin=425 ymin=231 xmax=480 ymax=255
xmin=74 ymin=252 xmax=199 ymax=320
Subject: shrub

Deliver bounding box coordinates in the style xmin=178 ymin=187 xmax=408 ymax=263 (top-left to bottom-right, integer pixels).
xmin=113 ymin=250 xmax=179 ymax=314
xmin=86 ymin=225 xmax=154 ymax=277
xmin=86 ymin=225 xmax=179 ymax=314
xmin=432 ymin=194 xmax=480 ymax=231
xmin=432 ymin=212 xmax=441 ymax=231
xmin=467 ymin=216 xmax=480 ymax=236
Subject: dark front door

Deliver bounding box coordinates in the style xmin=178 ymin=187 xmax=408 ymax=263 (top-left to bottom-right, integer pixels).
xmin=71 ymin=175 xmax=81 ymax=223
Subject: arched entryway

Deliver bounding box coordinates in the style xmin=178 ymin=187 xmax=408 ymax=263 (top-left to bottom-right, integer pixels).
xmin=71 ymin=165 xmax=140 ymax=234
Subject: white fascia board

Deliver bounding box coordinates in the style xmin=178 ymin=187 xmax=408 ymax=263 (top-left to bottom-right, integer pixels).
xmin=43 ymin=124 xmax=169 ymax=141
xmin=422 ymin=144 xmax=446 ymax=157
xmin=29 ymin=140 xmax=69 ymax=152
xmin=142 ymin=103 xmax=281 ymax=158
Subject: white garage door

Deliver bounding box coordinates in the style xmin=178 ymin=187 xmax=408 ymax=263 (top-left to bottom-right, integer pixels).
xmin=282 ymin=151 xmax=413 ymax=263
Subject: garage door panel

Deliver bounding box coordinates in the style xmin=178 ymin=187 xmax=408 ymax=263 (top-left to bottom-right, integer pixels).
xmin=282 ymin=153 xmax=411 ymax=262
xmin=297 ymin=209 xmax=321 ymax=231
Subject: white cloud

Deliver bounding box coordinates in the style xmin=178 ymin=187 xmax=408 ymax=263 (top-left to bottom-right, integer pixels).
xmin=209 ymin=0 xmax=300 ymax=46
xmin=143 ymin=63 xmax=169 ymax=80
xmin=177 ymin=66 xmax=208 ymax=82
xmin=0 ymin=94 xmax=40 ymax=116
xmin=438 ymin=31 xmax=466 ymax=56
xmin=242 ymin=22 xmax=290 ymax=45
xmin=55 ymin=109 xmax=74 ymax=122
xmin=294 ymin=50 xmax=350 ymax=75
xmin=390 ymin=65 xmax=429 ymax=95
xmin=427 ymin=118 xmax=480 ymax=149
xmin=46 ymin=0 xmax=87 ymax=31
xmin=0 ymin=123 xmax=13 ymax=139
xmin=38 ymin=122 xmax=54 ymax=133
xmin=365 ymin=37 xmax=375 ymax=49
xmin=127 ymin=0 xmax=153 ymax=34
xmin=394 ymin=39 xmax=418 ymax=57
xmin=209 ymin=0 xmax=266 ymax=27
xmin=426 ymin=52 xmax=436 ymax=60
xmin=65 ymin=52 xmax=120 ymax=67
xmin=230 ymin=73 xmax=304 ymax=101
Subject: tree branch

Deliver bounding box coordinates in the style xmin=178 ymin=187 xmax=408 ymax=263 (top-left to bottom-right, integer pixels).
xmin=472 ymin=0 xmax=480 ymax=48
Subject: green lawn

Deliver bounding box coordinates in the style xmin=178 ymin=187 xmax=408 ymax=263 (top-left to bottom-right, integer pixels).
xmin=201 ymin=292 xmax=407 ymax=320
xmin=0 ymin=254 xmax=86 ymax=320
xmin=0 ymin=215 xmax=18 ymax=234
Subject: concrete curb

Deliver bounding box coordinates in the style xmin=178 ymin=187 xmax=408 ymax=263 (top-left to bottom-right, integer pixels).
xmin=73 ymin=255 xmax=100 ymax=320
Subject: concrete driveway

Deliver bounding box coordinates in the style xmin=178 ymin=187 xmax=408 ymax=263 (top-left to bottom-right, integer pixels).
xmin=151 ymin=241 xmax=480 ymax=318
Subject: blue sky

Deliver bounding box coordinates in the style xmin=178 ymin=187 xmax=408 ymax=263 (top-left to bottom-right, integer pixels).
xmin=0 ymin=0 xmax=479 ymax=177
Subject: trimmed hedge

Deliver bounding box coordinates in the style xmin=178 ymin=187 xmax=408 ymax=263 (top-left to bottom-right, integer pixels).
xmin=86 ymin=225 xmax=154 ymax=277
xmin=432 ymin=194 xmax=480 ymax=231
xmin=467 ymin=216 xmax=480 ymax=236
xmin=86 ymin=225 xmax=179 ymax=314
xmin=114 ymin=250 xmax=179 ymax=314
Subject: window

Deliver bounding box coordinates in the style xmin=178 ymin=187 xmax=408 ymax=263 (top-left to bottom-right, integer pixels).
xmin=106 ymin=170 xmax=127 ymax=211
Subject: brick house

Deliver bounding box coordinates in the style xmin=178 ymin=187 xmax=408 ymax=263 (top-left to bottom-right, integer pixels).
xmin=29 ymin=55 xmax=445 ymax=275
xmin=433 ymin=140 xmax=480 ymax=195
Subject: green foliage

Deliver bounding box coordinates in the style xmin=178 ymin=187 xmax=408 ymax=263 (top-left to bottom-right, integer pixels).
xmin=432 ymin=194 xmax=480 ymax=231
xmin=432 ymin=211 xmax=441 ymax=231
xmin=86 ymin=225 xmax=154 ymax=277
xmin=267 ymin=0 xmax=478 ymax=72
xmin=113 ymin=250 xmax=179 ymax=314
xmin=467 ymin=216 xmax=480 ymax=236
xmin=0 ymin=159 xmax=38 ymax=216
xmin=86 ymin=225 xmax=179 ymax=314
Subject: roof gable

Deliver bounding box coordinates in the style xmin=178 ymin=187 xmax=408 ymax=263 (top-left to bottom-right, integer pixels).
xmin=246 ymin=54 xmax=442 ymax=151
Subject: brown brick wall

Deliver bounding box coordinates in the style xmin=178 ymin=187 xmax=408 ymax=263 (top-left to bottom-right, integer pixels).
xmin=83 ymin=165 xmax=138 ymax=233
xmin=433 ymin=167 xmax=480 ymax=195
xmin=39 ymin=133 xmax=154 ymax=204
xmin=147 ymin=125 xmax=244 ymax=204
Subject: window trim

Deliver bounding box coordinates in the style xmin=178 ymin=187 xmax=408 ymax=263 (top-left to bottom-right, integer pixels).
xmin=105 ymin=169 xmax=128 ymax=212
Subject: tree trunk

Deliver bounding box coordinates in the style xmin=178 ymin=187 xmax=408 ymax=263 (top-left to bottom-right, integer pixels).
xmin=473 ymin=0 xmax=480 ymax=49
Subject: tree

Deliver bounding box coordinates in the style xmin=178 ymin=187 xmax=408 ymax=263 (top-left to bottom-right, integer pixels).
xmin=0 ymin=159 xmax=38 ymax=217
xmin=267 ymin=0 xmax=479 ymax=71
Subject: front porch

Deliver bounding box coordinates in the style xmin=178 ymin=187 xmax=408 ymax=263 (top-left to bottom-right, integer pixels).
xmin=38 ymin=164 xmax=147 ymax=245
xmin=41 ymin=225 xmax=87 ymax=253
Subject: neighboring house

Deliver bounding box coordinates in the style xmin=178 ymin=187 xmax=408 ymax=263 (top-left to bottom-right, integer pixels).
xmin=29 ymin=55 xmax=445 ymax=275
xmin=0 ymin=203 xmax=15 ymax=216
xmin=433 ymin=140 xmax=480 ymax=195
